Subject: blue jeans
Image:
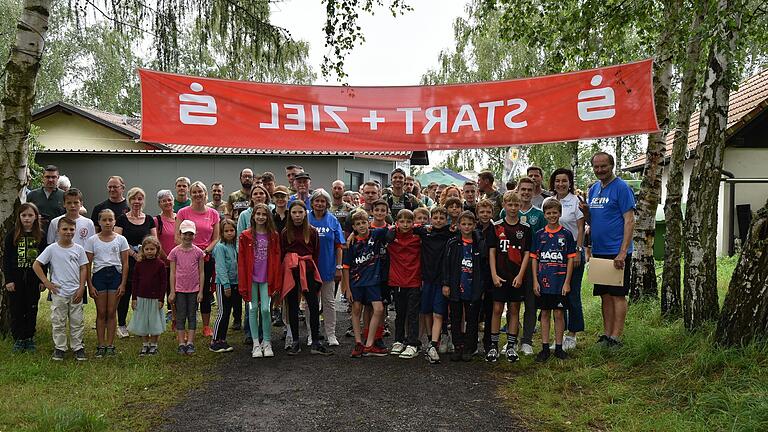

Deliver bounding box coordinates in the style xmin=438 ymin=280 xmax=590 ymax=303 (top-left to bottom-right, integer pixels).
xmin=565 ymin=251 xmax=585 ymax=333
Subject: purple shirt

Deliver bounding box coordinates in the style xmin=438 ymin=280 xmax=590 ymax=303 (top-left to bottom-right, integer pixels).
xmin=252 ymin=232 xmax=269 ymax=283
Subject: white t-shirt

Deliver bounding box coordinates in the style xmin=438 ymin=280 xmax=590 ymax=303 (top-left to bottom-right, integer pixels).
xmin=558 ymin=193 xmax=584 ymax=245
xmin=35 ymin=242 xmax=89 ymax=297
xmin=47 ymin=215 xmax=96 ymax=248
xmin=84 ymin=234 xmax=130 ymax=273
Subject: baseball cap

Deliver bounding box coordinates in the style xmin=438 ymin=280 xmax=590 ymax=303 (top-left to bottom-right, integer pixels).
xmin=272 ymin=185 xmax=290 ymax=196
xmin=294 ymin=172 xmax=311 ymax=181
xmin=179 ymin=220 xmax=196 ymax=234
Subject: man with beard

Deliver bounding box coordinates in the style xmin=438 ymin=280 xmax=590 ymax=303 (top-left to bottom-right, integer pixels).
xmin=228 ymin=168 xmax=254 ymax=220
xmin=261 ymin=172 xmax=276 ymax=197
xmin=527 ymin=166 xmax=553 ymax=209
xmin=26 ymin=165 xmax=65 ymax=233
xmin=330 ymin=179 xmax=354 ymax=233
xmin=207 ymin=182 xmax=230 ymax=219
xmin=90 ymin=176 xmax=129 ymax=232
xmin=382 ymin=168 xmax=423 ymax=220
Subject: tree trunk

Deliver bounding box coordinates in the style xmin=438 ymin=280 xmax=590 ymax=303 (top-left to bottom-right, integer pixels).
xmin=615 ymin=136 xmax=623 ymax=169
xmin=661 ymin=11 xmax=705 ymax=318
xmin=715 ymin=200 xmax=768 ymax=346
xmin=629 ymin=0 xmax=676 ymax=301
xmin=0 ymin=0 xmax=51 ymax=336
xmin=683 ymin=0 xmax=741 ymax=331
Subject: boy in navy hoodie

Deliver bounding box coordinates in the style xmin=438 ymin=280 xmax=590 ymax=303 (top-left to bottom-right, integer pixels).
xmin=442 ymin=211 xmax=488 ymax=362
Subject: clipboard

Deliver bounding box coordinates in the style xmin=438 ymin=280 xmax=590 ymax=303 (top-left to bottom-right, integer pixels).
xmin=588 ymin=257 xmax=625 ymax=286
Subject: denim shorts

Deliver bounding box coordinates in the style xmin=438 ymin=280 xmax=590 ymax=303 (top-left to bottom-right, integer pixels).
xmin=92 ymin=266 xmax=122 ymax=292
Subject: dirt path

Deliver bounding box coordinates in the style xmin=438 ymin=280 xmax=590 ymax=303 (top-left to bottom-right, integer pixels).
xmin=162 ymin=311 xmax=528 ymax=432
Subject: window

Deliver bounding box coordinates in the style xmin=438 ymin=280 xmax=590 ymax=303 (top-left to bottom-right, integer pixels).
xmin=345 ymin=170 xmax=364 ymax=192
xmin=370 ymin=171 xmax=389 ymax=189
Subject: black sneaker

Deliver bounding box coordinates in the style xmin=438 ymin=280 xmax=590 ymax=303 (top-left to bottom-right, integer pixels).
xmin=95 ymin=346 xmax=106 ymax=358
xmin=186 ymin=344 xmax=196 ymax=355
xmin=148 ymin=345 xmax=159 ymax=355
xmin=310 ymin=344 xmax=334 ymax=356
xmin=345 ymin=326 xmax=354 ymax=337
xmin=554 ymin=349 xmax=568 ymax=360
xmin=596 ymin=334 xmax=609 ymax=346
xmin=607 ymin=337 xmax=623 ymax=348
xmin=286 ymin=342 xmax=301 ymax=356
xmin=140 ymin=345 xmax=150 ymax=356
xmin=177 ymin=345 xmax=187 ymax=355
xmin=105 ymin=345 xmax=116 ymax=356
xmin=74 ymin=348 xmax=87 ymax=361
xmin=210 ymin=340 xmax=233 ymax=353
xmin=535 ymin=349 xmax=551 ymax=363
xmin=52 ymin=349 xmax=65 ymax=361
xmin=485 ymin=348 xmax=499 ymax=362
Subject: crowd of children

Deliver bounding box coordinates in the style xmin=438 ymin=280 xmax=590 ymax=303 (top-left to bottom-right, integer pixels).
xmin=5 ymin=171 xmax=591 ymax=366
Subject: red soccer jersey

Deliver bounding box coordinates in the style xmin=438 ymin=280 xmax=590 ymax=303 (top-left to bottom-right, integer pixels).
xmin=387 ymin=229 xmax=422 ymax=288
xmin=491 ymin=220 xmax=533 ymax=281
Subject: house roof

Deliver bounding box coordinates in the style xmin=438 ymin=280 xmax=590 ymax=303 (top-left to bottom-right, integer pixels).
xmin=32 ymin=101 xmax=410 ymax=160
xmin=625 ymin=68 xmax=768 ymax=171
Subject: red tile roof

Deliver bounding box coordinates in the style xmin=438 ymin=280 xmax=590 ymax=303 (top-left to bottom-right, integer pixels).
xmin=625 ymin=68 xmax=768 ymax=171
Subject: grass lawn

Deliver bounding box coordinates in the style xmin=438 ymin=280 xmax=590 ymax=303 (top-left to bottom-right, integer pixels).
xmin=500 ymin=256 xmax=768 ymax=431
xmin=0 ymin=299 xmax=220 ymax=432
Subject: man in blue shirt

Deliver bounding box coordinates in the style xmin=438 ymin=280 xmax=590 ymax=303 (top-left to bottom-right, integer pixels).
xmin=289 ymin=172 xmax=313 ymax=208
xmin=587 ymin=152 xmax=635 ymax=347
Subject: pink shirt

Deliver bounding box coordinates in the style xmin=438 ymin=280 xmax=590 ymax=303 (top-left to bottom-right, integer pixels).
xmin=158 ymin=215 xmax=176 ymax=265
xmin=168 ymin=245 xmax=205 ymax=293
xmin=177 ymin=206 xmax=220 ymax=250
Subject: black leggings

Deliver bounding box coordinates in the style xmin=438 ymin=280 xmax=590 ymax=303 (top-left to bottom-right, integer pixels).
xmin=117 ymin=257 xmax=135 ymax=327
xmin=450 ymin=299 xmax=481 ymax=353
xmin=213 ymin=283 xmax=235 ymax=341
xmin=286 ymin=266 xmax=321 ymax=345
xmin=9 ymin=278 xmax=41 ymax=340
xmin=199 ymin=258 xmax=214 ymax=315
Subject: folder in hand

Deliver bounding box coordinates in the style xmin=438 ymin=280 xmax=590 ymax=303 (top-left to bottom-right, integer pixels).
xmin=588 ymin=257 xmax=625 ymax=286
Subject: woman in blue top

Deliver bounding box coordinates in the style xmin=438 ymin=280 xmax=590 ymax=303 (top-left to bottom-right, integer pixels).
xmin=307 ymin=189 xmax=346 ymax=347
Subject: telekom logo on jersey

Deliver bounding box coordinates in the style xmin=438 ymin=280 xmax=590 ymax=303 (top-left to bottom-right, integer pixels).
xmin=178 ymin=75 xmax=617 ymax=130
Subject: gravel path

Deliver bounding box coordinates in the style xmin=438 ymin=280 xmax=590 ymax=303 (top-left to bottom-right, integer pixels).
xmin=162 ymin=311 xmax=528 ymax=432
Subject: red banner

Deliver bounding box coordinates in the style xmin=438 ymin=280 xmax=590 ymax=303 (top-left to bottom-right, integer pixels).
xmin=139 ymin=59 xmax=658 ymax=151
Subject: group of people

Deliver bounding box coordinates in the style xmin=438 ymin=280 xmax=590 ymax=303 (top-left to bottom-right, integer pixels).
xmin=3 ymin=151 xmax=634 ymax=364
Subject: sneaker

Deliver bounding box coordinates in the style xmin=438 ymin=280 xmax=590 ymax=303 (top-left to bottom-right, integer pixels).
xmin=345 ymin=326 xmax=355 ymax=337
xmin=117 ymin=326 xmax=129 ymax=338
xmin=202 ymin=326 xmax=214 ymax=337
xmin=210 ymin=341 xmax=230 ymax=353
xmin=563 ymin=335 xmax=577 ymax=351
xmin=140 ymin=345 xmax=150 ymax=356
xmin=186 ymin=344 xmax=196 ymax=355
xmin=438 ymin=335 xmax=449 ymax=354
xmin=25 ymin=338 xmax=36 ymax=353
xmin=383 ymin=323 xmax=391 ymax=337
xmin=286 ymin=342 xmax=301 ymax=355
xmin=95 ymin=346 xmax=106 ymax=358
xmin=607 ymin=337 xmax=623 ymax=348
xmin=148 ymin=345 xmax=159 ymax=355
xmin=327 ymin=335 xmax=340 ymax=347
xmin=485 ymin=348 xmax=499 ymax=362
xmin=262 ymin=342 xmax=274 ymax=358
xmin=105 ymin=345 xmax=116 ymax=356
xmin=177 ymin=345 xmax=187 ymax=355
xmin=284 ymin=336 xmax=293 ymax=351
xmin=363 ymin=344 xmax=389 ymax=357
xmin=398 ymin=345 xmax=419 ymax=359
xmin=351 ymin=343 xmax=364 ymax=358
xmin=535 ymin=349 xmax=551 ymax=363
xmin=390 ymin=341 xmax=406 ymax=356
xmin=252 ymin=341 xmax=263 ymax=358
xmin=310 ymin=344 xmax=334 ymax=356
xmin=520 ymin=343 xmax=534 ymax=356
xmin=426 ymin=346 xmax=440 ymax=364
xmin=506 ymin=346 xmax=519 ymax=363
xmin=596 ymin=334 xmax=609 ymax=346
xmin=12 ymin=340 xmax=24 ymax=353
xmin=74 ymin=348 xmax=87 ymax=361
xmin=52 ymin=348 xmax=65 ymax=361
xmin=373 ymin=338 xmax=387 ymax=350
xmin=307 ymin=335 xmax=313 ymax=346
xmin=554 ymin=348 xmax=568 ymax=360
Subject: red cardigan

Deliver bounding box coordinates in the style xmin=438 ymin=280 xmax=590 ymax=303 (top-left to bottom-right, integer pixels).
xmin=237 ymin=229 xmax=282 ymax=301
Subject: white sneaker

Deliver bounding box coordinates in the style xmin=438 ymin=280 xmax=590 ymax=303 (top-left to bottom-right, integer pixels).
xmin=307 ymin=336 xmax=313 ymax=346
xmin=284 ymin=334 xmax=293 ymax=351
xmin=390 ymin=342 xmax=405 ymax=355
xmin=563 ymin=335 xmax=577 ymax=351
xmin=262 ymin=342 xmax=274 ymax=358
xmin=252 ymin=341 xmax=263 ymax=358
xmin=327 ymin=335 xmax=340 ymax=347
xmin=398 ymin=345 xmax=419 ymax=359
xmin=117 ymin=326 xmax=129 ymax=338
xmin=438 ymin=335 xmax=449 ymax=354
xmin=520 ymin=343 xmax=534 ymax=356
xmin=426 ymin=346 xmax=440 ymax=364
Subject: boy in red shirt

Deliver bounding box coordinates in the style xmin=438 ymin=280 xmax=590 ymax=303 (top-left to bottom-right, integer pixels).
xmin=387 ymin=209 xmax=423 ymax=359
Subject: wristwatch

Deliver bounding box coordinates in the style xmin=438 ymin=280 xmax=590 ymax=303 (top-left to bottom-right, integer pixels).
xmin=336 ymin=265 xmax=343 ymax=270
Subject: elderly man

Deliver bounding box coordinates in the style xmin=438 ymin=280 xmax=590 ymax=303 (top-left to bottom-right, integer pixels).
xmin=26 ymin=165 xmax=65 ymax=232
xmin=90 ymin=176 xmax=129 ymax=231
xmin=289 ymin=172 xmax=312 ymax=208
xmin=587 ymin=152 xmax=635 ymax=348
xmin=228 ymin=168 xmax=254 ymax=220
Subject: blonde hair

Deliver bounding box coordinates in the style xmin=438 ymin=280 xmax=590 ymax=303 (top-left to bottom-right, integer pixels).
xmin=127 ymin=187 xmax=146 ymax=209
xmin=139 ymin=236 xmax=162 ymax=260
xmin=190 ymin=181 xmax=207 ymax=196
xmin=502 ymin=190 xmax=521 ymax=204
